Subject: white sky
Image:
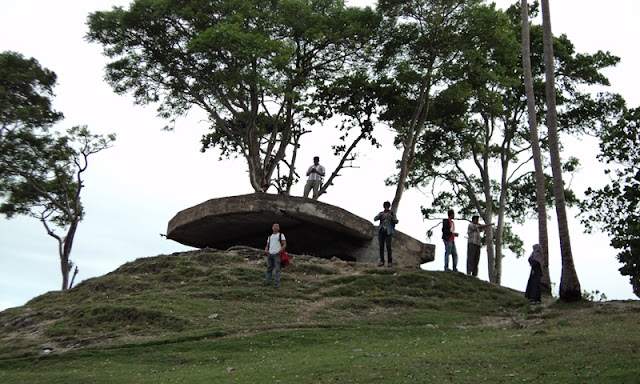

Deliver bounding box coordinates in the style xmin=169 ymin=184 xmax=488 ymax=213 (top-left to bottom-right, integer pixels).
xmin=1 ymin=0 xmax=639 ymax=311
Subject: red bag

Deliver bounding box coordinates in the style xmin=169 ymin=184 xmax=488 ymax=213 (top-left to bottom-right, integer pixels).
xmin=281 ymin=251 xmax=290 ymax=268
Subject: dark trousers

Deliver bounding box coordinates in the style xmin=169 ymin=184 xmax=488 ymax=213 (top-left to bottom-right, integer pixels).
xmin=379 ymin=230 xmax=392 ymax=263
xmin=467 ymin=243 xmax=481 ymax=276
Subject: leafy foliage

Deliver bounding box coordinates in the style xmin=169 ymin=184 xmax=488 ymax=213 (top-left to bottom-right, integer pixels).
xmin=0 ymin=51 xmax=63 ymax=131
xmin=375 ymin=0 xmax=484 ymax=213
xmin=0 ymin=51 xmax=115 ymax=290
xmin=405 ymin=3 xmax=620 ymax=284
xmin=86 ymin=0 xmax=381 ymax=193
xmin=582 ymin=107 xmax=640 ymax=298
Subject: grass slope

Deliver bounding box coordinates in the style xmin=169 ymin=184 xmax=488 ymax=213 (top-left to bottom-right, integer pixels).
xmin=0 ymin=248 xmax=638 ymax=383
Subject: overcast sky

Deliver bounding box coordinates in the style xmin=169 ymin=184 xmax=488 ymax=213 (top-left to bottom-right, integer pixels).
xmin=1 ymin=0 xmax=639 ymax=311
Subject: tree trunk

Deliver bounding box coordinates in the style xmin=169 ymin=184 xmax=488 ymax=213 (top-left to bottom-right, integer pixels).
xmin=521 ymin=0 xmax=551 ymax=295
xmin=247 ymin=126 xmax=266 ymax=192
xmin=541 ymin=0 xmax=581 ymax=301
xmin=493 ymin=178 xmax=511 ymax=285
xmin=60 ymin=258 xmax=70 ymax=290
xmin=484 ymin=212 xmax=497 ymax=283
xmin=391 ymin=80 xmax=431 ymax=214
xmin=317 ymin=130 xmax=367 ymax=199
xmin=478 ymin=151 xmax=498 ymax=283
xmin=60 ymin=217 xmax=80 ymax=290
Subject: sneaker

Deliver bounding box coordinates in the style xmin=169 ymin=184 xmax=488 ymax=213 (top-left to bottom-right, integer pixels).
xmin=378 ymin=262 xmax=385 ymax=267
xmin=388 ymin=263 xmax=393 ymax=267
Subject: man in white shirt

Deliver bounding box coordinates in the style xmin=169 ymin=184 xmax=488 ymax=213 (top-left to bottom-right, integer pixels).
xmin=264 ymin=223 xmax=287 ymax=289
xmin=303 ymin=156 xmax=325 ymax=199
xmin=466 ymin=215 xmax=492 ymax=277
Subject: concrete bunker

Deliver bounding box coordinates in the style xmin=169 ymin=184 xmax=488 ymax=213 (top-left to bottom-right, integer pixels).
xmin=167 ymin=193 xmax=435 ymax=268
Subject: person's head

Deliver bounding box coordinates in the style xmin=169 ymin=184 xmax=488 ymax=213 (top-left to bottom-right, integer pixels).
xmin=313 ymin=156 xmax=320 ymax=164
xmin=272 ymin=223 xmax=280 ymax=233
xmin=447 ymin=209 xmax=455 ymax=219
xmin=472 ymin=215 xmax=479 ymax=223
xmin=533 ymin=244 xmax=541 ymax=252
xmin=383 ymin=201 xmax=391 ymax=210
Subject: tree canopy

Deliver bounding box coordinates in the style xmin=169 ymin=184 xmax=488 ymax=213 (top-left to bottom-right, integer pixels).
xmin=87 ymin=0 xmax=380 ymax=194
xmin=582 ymin=106 xmax=640 ymax=298
xmin=0 ymin=51 xmax=115 ymax=289
xmin=0 ymin=51 xmax=63 ymax=134
xmin=402 ymin=2 xmax=620 ymax=284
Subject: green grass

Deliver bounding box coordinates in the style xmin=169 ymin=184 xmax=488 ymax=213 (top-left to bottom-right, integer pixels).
xmin=0 ymin=250 xmax=638 ymax=383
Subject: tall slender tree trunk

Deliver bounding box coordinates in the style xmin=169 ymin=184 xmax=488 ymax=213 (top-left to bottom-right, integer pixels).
xmin=482 ymin=171 xmax=498 ymax=283
xmin=484 ymin=215 xmax=497 ymax=282
xmin=541 ymin=0 xmax=581 ymax=301
xmin=391 ymin=79 xmax=431 ymax=214
xmin=521 ymin=0 xmax=551 ymax=295
xmin=493 ymin=175 xmax=512 ymax=285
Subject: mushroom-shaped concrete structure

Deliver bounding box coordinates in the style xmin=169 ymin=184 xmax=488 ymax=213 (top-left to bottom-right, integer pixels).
xmin=167 ymin=193 xmax=434 ymax=267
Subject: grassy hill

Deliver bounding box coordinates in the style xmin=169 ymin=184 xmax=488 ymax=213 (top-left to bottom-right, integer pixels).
xmin=0 ymin=248 xmax=638 ymax=383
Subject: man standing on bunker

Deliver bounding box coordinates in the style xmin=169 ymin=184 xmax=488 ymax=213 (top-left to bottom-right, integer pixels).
xmin=303 ymin=156 xmax=325 ymax=199
xmin=374 ymin=201 xmax=398 ymax=267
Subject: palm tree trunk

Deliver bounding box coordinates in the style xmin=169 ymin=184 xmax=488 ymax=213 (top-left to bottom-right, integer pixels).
xmin=521 ymin=0 xmax=551 ymax=295
xmin=541 ymin=0 xmax=581 ymax=301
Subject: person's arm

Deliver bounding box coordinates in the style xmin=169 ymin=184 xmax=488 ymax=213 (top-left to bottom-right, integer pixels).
xmin=265 ymin=238 xmax=270 ymax=254
xmin=316 ymin=166 xmax=325 ymax=177
xmin=280 ymin=240 xmax=287 ymax=254
xmin=306 ymin=166 xmax=314 ymax=176
xmin=392 ymin=212 xmax=398 ymax=224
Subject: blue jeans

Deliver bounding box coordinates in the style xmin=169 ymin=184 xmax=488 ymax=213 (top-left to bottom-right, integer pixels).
xmin=444 ymin=241 xmax=458 ymax=271
xmin=264 ymin=253 xmax=281 ymax=287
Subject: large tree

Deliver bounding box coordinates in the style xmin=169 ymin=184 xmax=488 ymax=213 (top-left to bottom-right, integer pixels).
xmin=87 ymin=0 xmax=380 ymax=194
xmin=408 ymin=3 xmax=619 ymax=284
xmin=0 ymin=52 xmax=115 ymax=289
xmin=581 ymin=106 xmax=640 ymax=298
xmin=374 ymin=0 xmax=482 ymax=214
xmin=411 ymin=3 xmax=544 ymax=284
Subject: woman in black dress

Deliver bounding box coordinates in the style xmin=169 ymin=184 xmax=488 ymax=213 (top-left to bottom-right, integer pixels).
xmin=525 ymin=244 xmax=544 ymax=303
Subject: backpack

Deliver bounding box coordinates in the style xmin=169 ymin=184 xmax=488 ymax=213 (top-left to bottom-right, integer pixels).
xmin=442 ymin=219 xmax=451 ymax=240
